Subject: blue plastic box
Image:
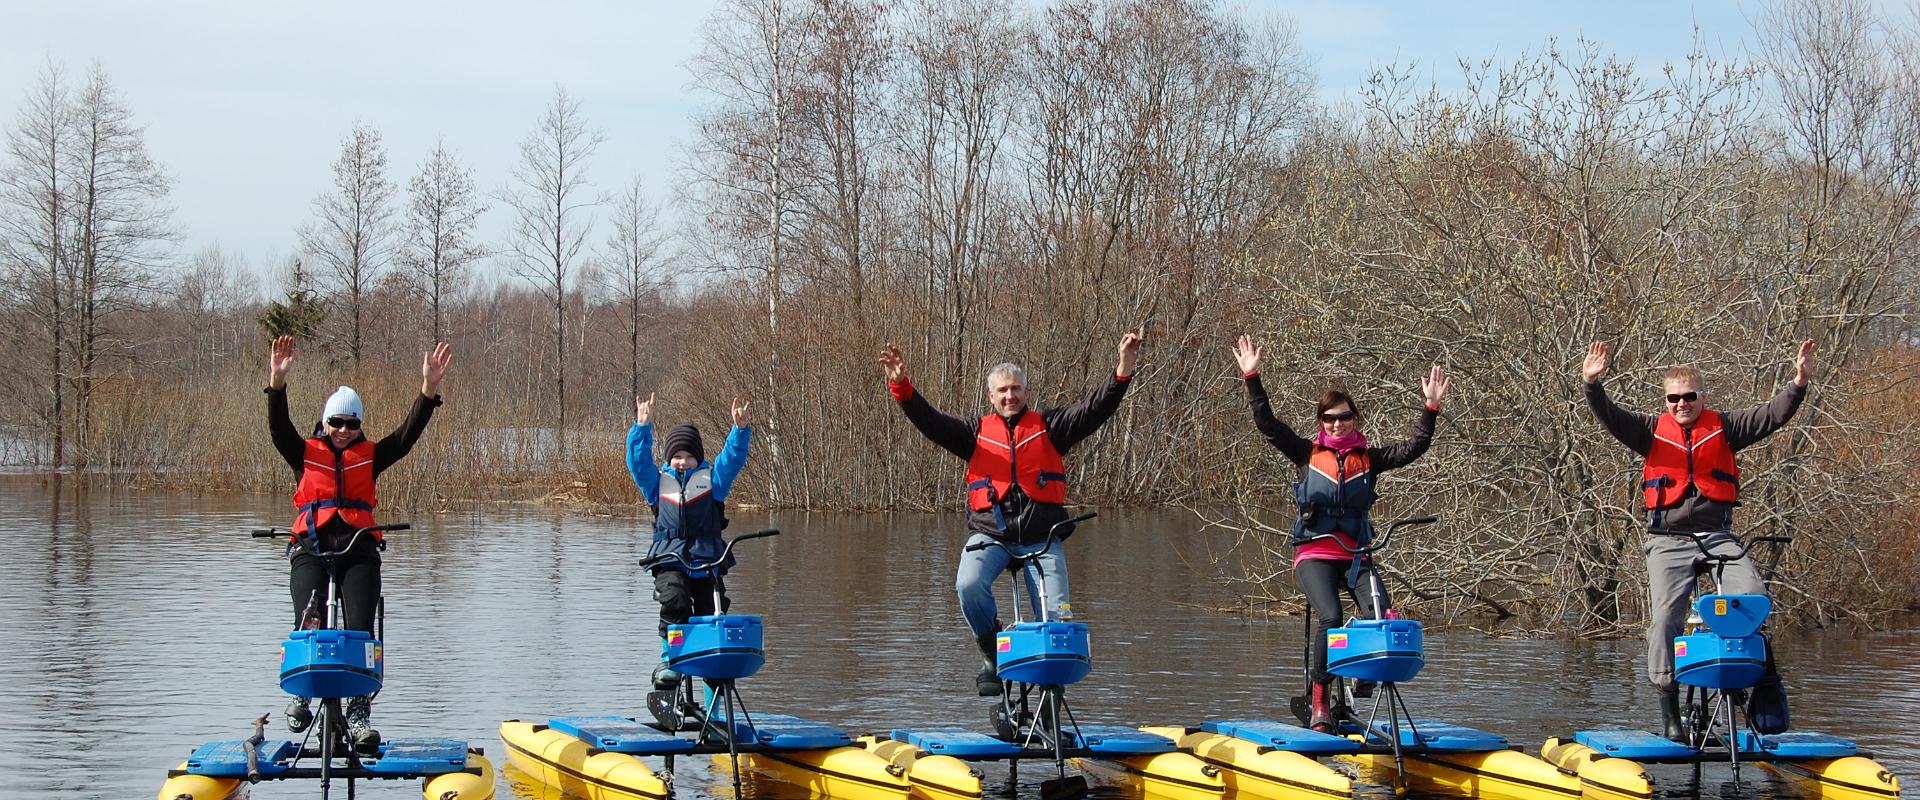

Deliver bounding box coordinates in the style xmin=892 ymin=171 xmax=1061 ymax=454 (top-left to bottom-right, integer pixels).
xmin=280 ymin=629 xmax=383 ymax=699
xmin=1327 ymin=619 xmax=1423 ymax=682
xmin=666 ymin=614 xmax=765 ymax=680
xmin=996 ymin=621 xmax=1091 ymax=686
xmin=1696 ymin=593 xmax=1771 ymax=638
xmin=1674 ymin=632 xmax=1767 ymax=689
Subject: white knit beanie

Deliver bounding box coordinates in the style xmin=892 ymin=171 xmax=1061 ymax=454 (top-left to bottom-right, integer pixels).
xmin=322 ymin=386 xmax=364 ymax=421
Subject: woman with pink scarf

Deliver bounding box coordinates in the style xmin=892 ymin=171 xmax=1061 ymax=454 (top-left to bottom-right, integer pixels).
xmin=1231 ymin=335 xmax=1449 ymax=732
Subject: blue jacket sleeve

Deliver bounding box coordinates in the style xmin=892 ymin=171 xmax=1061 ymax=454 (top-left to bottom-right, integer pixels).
xmin=710 ymin=425 xmax=753 ymax=502
xmin=626 ymin=423 xmax=660 ymax=506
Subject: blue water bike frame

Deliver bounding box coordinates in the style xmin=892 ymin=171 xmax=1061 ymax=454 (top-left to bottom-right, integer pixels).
xmin=1296 ymin=514 xmax=1437 ymax=787
xmin=1649 ymin=527 xmax=1790 ymax=776
xmin=638 ymin=528 xmax=780 ymax=800
xmin=967 ymin=511 xmax=1097 ymax=784
xmin=251 ymin=521 xmax=409 ymax=799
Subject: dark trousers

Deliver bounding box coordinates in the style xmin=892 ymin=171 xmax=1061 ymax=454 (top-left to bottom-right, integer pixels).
xmin=289 ymin=532 xmax=382 ymax=633
xmin=654 ymin=569 xmax=730 ymax=637
xmin=1296 ymin=557 xmax=1389 ymax=684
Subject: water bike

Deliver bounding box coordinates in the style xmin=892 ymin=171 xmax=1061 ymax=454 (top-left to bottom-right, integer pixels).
xmin=159 ymin=523 xmax=494 ymax=800
xmin=1542 ymin=528 xmax=1902 ymax=800
xmin=866 ymin=512 xmax=1222 ymax=800
xmin=501 ymin=528 xmax=911 ymax=800
xmin=1157 ymin=515 xmax=1581 ymax=800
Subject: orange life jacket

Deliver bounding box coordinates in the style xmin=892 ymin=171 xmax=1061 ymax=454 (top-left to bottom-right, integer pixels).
xmin=966 ymin=411 xmax=1068 ymax=523
xmin=1643 ymin=410 xmax=1739 ymax=509
xmin=292 ymin=437 xmax=379 ymax=539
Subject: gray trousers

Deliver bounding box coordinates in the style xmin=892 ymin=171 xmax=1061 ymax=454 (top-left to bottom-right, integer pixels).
xmin=1644 ymin=531 xmax=1768 ymax=689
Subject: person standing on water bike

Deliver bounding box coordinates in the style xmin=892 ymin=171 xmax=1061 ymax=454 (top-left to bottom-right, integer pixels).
xmin=265 ymin=334 xmax=453 ymax=749
xmin=626 ymin=392 xmax=753 ymax=691
xmin=1582 ymin=339 xmax=1814 ymax=739
xmin=1231 ymin=335 xmax=1447 ymax=733
xmin=880 ymin=332 xmax=1143 ymax=696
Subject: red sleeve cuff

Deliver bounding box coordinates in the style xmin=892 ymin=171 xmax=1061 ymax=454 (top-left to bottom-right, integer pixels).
xmin=1425 ymin=403 xmax=1441 ymax=412
xmin=888 ymin=378 xmax=915 ymax=401
xmin=1242 ymin=370 xmax=1259 ymax=380
xmin=1114 ymin=372 xmax=1132 ymax=382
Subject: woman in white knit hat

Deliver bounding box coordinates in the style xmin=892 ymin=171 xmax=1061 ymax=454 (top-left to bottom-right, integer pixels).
xmin=263 ymin=334 xmax=452 ymax=750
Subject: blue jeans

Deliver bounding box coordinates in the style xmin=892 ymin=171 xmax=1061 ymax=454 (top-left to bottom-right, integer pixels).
xmin=956 ymin=533 xmax=1072 ymax=637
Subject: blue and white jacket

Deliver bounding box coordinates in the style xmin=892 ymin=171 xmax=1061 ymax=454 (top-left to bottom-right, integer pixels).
xmin=626 ymin=423 xmax=752 ymax=575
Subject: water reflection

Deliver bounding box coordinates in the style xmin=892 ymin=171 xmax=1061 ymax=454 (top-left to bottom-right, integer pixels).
xmin=0 ymin=479 xmax=1910 ymax=800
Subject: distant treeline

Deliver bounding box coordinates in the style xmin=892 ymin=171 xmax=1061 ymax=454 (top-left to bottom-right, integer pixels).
xmin=2 ymin=0 xmax=1916 ymax=632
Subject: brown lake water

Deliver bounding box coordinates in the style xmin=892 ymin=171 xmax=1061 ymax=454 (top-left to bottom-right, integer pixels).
xmin=0 ymin=479 xmax=1911 ymax=799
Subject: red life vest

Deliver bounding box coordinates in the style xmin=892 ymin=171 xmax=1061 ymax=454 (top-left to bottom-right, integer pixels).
xmin=1643 ymin=410 xmax=1739 ymax=509
xmin=292 ymin=437 xmax=379 ymax=538
xmin=966 ymin=411 xmax=1068 ymax=513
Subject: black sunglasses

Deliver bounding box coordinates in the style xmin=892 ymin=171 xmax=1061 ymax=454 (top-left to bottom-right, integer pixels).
xmin=1319 ymin=410 xmax=1357 ymax=422
xmin=326 ymin=416 xmax=362 ymax=430
xmin=1665 ymin=392 xmax=1699 ymax=404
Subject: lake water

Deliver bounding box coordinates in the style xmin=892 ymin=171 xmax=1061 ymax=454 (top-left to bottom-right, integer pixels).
xmin=0 ymin=479 xmax=1911 ymax=799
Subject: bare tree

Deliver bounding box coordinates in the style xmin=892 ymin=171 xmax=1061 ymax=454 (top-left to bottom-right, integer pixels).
xmin=402 ymin=141 xmax=486 ymax=343
xmin=687 ymin=0 xmax=817 ymax=503
xmin=299 ymin=122 xmax=396 ymax=366
xmin=63 ymin=63 xmax=175 ymax=467
xmin=500 ymin=87 xmax=603 ymax=449
xmin=0 ymin=61 xmax=73 ymax=468
xmin=597 ymin=175 xmax=668 ymax=399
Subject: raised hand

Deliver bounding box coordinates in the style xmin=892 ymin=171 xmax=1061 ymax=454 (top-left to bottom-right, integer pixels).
xmin=731 ymin=397 xmax=751 ymax=427
xmin=1116 ymin=329 xmax=1144 ymax=378
xmin=421 ymin=342 xmax=453 ymax=396
xmin=635 ymin=392 xmax=655 ymax=426
xmin=1232 ymin=334 xmax=1262 ymax=376
xmin=1581 ymin=342 xmax=1610 ymax=384
xmin=1421 ymin=364 xmax=1451 ymax=409
xmin=1793 ymin=339 xmax=1816 ymax=386
xmin=268 ymin=335 xmax=296 ymax=390
xmin=879 ymin=342 xmax=908 ymax=384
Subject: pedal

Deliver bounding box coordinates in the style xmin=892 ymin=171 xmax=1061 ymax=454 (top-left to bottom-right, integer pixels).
xmin=646 ymin=690 xmax=684 ymax=732
xmin=1351 ymin=680 xmax=1376 ymax=699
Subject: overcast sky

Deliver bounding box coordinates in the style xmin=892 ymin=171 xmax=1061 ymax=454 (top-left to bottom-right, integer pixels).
xmin=2 ymin=1 xmax=1774 ymax=291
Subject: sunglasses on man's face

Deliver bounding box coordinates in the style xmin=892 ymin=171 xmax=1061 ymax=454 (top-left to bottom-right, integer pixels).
xmin=326 ymin=416 xmax=362 ymax=430
xmin=1665 ymin=392 xmax=1699 ymax=404
xmin=1319 ymin=411 xmax=1357 ymax=423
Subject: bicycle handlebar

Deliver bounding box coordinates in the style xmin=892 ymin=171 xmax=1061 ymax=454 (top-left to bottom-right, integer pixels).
xmin=962 ymin=511 xmax=1098 ymax=557
xmin=251 ymin=523 xmax=410 ymax=557
xmin=640 ymin=528 xmax=780 ymax=572
xmin=1325 ymin=515 xmax=1438 ymax=557
xmin=1649 ymin=528 xmax=1792 ymax=562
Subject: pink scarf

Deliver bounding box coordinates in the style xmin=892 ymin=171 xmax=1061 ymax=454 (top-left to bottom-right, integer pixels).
xmin=1315 ymin=429 xmax=1368 ymax=453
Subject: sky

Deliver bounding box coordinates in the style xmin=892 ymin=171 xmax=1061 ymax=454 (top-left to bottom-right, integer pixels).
xmin=0 ymin=1 xmax=1784 ymax=290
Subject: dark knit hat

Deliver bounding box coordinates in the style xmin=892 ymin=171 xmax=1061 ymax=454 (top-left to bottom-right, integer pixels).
xmin=662 ymin=423 xmax=705 ymax=463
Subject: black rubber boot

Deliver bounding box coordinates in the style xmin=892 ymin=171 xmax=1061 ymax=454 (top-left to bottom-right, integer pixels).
xmin=346 ymin=695 xmax=381 ymax=751
xmin=1659 ymin=687 xmax=1685 ymax=741
xmin=974 ymin=629 xmax=1002 ymax=697
xmin=285 ymin=697 xmax=313 ymax=733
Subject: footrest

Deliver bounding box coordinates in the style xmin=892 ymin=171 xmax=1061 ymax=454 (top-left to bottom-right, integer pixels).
xmin=1065 ymin=725 xmax=1177 ymax=754
xmin=1200 ymin=719 xmax=1364 ymax=754
xmin=1386 ymin=721 xmax=1511 ymax=752
xmin=1574 ymin=729 xmax=1699 ymax=759
xmin=731 ymin=714 xmax=854 ymax=750
xmin=363 ymin=739 xmax=468 ymax=775
xmin=891 ymin=728 xmax=1025 ymax=757
xmin=549 ymin=716 xmax=698 ymax=754
xmin=1735 ymin=731 xmax=1859 ymax=758
xmin=183 ymin=739 xmax=301 ymax=777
